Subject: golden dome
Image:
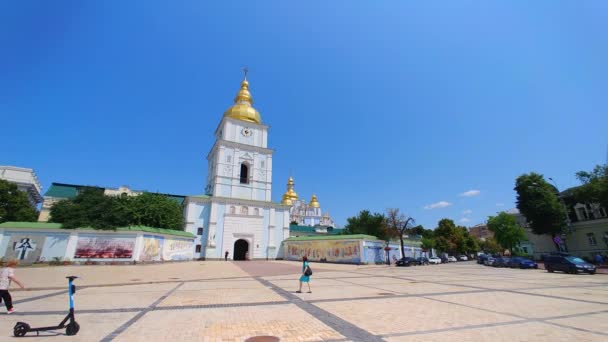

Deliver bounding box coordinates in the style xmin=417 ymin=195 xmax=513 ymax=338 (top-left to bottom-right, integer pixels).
xmin=309 ymin=194 xmax=320 ymax=208
xmin=281 ymin=193 xmax=293 ymax=206
xmin=223 ymin=77 xmax=262 ymax=124
xmin=281 ymin=176 xmax=298 ymax=205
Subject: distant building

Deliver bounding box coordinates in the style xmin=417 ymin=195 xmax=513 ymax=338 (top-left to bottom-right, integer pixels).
xmin=289 ymin=224 xmax=344 ymax=237
xmin=509 ymin=188 xmax=608 ymax=260
xmin=469 ymin=224 xmax=493 ymax=241
xmin=280 ymin=177 xmax=336 ymax=227
xmin=0 ymin=166 xmax=43 ymax=207
xmin=38 ymin=183 xmax=185 ymax=222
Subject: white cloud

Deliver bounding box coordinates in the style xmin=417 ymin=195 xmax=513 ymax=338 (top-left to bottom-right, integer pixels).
xmin=459 ymin=218 xmax=471 ymax=223
xmin=462 ymin=209 xmax=473 ymax=215
xmin=460 ymin=190 xmax=481 ymax=197
xmin=424 ymin=201 xmax=452 ymax=210
xmin=496 ymin=203 xmax=505 ymax=207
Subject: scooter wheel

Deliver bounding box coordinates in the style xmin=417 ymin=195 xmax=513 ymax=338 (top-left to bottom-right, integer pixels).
xmin=14 ymin=322 xmax=30 ymax=337
xmin=66 ymin=321 xmax=80 ymax=336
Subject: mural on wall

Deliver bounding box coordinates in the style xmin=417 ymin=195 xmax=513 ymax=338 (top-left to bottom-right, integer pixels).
xmin=286 ymin=240 xmax=361 ymax=263
xmin=162 ymin=238 xmax=193 ymax=261
xmin=6 ymin=235 xmax=46 ymax=263
xmin=139 ymin=235 xmax=164 ymax=262
xmin=74 ymin=236 xmax=135 ymax=259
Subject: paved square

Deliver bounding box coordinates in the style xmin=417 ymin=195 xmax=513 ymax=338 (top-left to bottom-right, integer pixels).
xmin=2 ymin=261 xmax=607 ymax=341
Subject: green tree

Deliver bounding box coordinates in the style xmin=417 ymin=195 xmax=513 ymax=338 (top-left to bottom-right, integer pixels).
xmin=408 ymin=224 xmax=434 ymax=239
xmin=421 ymin=237 xmax=436 ymax=256
xmin=343 ymin=210 xmax=388 ymax=240
xmin=433 ymin=219 xmax=464 ymax=254
xmin=50 ymin=189 xmax=184 ymax=230
xmin=480 ymin=237 xmax=503 ymax=254
xmin=487 ymin=212 xmax=526 ymax=254
xmin=0 ymin=179 xmax=38 ymax=223
xmin=385 ymin=208 xmax=415 ymax=260
xmin=574 ymin=164 xmax=608 ymax=211
xmin=515 ymin=172 xmax=567 ymax=251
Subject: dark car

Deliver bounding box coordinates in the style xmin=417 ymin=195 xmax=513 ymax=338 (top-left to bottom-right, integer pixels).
xmin=544 ymin=255 xmax=596 ymax=274
xmin=493 ymin=257 xmax=510 ymax=267
xmin=478 ymin=254 xmax=489 ymax=264
xmin=507 ymin=257 xmax=538 ymax=269
xmin=396 ymin=257 xmax=416 ymax=267
xmin=415 ymin=257 xmax=429 ymax=265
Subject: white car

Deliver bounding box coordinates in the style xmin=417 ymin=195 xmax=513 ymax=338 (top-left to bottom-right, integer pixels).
xmin=448 ymin=256 xmax=457 ymax=262
xmin=428 ymin=257 xmax=442 ymax=264
xmin=458 ymin=255 xmax=468 ymax=261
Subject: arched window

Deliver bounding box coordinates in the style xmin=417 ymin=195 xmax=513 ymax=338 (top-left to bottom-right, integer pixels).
xmin=241 ymin=206 xmax=248 ymax=215
xmin=230 ymin=206 xmax=236 ymax=214
xmin=240 ymin=163 xmax=249 ymax=184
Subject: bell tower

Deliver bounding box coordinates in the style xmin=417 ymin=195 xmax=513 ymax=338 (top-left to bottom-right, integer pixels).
xmin=205 ymin=72 xmax=273 ymax=201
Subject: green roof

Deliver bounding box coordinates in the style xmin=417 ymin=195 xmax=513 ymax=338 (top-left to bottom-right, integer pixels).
xmin=44 ymin=183 xmax=90 ymax=199
xmin=285 ymin=234 xmax=379 ymax=241
xmin=0 ymin=222 xmax=195 ymax=238
xmin=0 ymin=222 xmax=63 ymax=229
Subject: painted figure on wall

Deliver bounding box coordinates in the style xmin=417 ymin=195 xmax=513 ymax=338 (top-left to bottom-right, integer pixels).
xmin=15 ymin=238 xmax=35 ymax=260
xmin=74 ymin=237 xmax=135 ymax=259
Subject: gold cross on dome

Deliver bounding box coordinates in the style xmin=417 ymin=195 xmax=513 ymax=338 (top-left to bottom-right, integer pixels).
xmin=243 ymin=67 xmax=249 ymax=79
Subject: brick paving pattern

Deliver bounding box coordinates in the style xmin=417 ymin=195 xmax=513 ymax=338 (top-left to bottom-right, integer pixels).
xmin=1 ymin=260 xmax=606 ymax=341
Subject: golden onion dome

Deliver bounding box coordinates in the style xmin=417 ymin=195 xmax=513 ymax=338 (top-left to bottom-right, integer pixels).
xmin=223 ymin=77 xmax=262 ymax=124
xmin=281 ymin=193 xmax=293 ymax=206
xmin=309 ymin=194 xmax=320 ymax=208
xmin=281 ymin=176 xmax=298 ymax=204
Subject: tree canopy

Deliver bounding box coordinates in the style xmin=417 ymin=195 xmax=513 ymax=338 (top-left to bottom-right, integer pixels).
xmin=514 ymin=172 xmax=567 ymax=243
xmin=574 ymin=164 xmax=608 ymax=212
xmin=0 ymin=179 xmax=38 ymax=223
xmin=487 ymin=212 xmax=526 ymax=253
xmin=49 ymin=188 xmax=184 ymax=230
xmin=343 ymin=210 xmax=388 ymax=240
xmin=480 ymin=237 xmax=503 ymax=254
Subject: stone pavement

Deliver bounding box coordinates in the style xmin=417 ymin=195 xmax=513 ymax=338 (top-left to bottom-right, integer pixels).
xmin=1 ymin=261 xmax=607 ymax=341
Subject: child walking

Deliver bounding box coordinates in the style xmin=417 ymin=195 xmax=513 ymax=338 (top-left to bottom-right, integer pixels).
xmin=1 ymin=260 xmax=26 ymax=314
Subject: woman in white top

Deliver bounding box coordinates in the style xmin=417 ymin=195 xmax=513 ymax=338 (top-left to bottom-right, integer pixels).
xmin=0 ymin=259 xmax=26 ymax=314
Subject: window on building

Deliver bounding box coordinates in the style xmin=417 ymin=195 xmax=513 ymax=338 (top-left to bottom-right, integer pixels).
xmin=587 ymin=232 xmax=597 ymax=246
xmin=195 ymin=245 xmax=201 ymax=253
xmin=254 ymin=208 xmax=259 ymax=216
xmin=240 ymin=163 xmax=249 ymax=184
xmin=197 ymin=227 xmax=203 ymax=235
xmin=230 ymin=206 xmax=236 ymax=214
xmin=577 ymin=207 xmax=588 ymax=220
xmin=226 ymin=155 xmax=231 ymax=163
xmin=241 ymin=206 xmax=248 ymax=215
xmin=261 ymin=161 xmax=265 ymax=168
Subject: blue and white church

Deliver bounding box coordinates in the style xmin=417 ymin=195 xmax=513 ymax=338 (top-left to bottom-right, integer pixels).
xmin=183 ymin=74 xmax=291 ymax=260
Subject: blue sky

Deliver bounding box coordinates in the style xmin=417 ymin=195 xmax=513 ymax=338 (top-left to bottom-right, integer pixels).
xmin=2 ymin=1 xmax=607 ymax=228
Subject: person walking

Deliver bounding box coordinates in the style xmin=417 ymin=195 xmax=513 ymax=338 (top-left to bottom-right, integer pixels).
xmin=225 ymin=250 xmax=229 ymax=261
xmin=296 ymin=256 xmax=312 ymax=293
xmin=1 ymin=259 xmax=26 ymax=314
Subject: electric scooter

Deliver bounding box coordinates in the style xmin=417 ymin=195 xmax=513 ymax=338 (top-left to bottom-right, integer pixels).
xmin=13 ymin=276 xmax=80 ymax=337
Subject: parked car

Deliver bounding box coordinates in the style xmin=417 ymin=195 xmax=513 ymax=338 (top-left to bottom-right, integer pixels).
xmin=477 ymin=254 xmax=488 ymax=264
xmin=396 ymin=257 xmax=416 ymax=267
xmin=493 ymin=257 xmax=511 ymax=267
xmin=428 ymin=257 xmax=442 ymax=264
xmin=457 ymin=255 xmax=468 ymax=261
xmin=415 ymin=257 xmax=430 ymax=265
xmin=483 ymin=255 xmax=495 ymax=266
xmin=507 ymin=257 xmax=538 ymax=269
xmin=447 ymin=256 xmax=457 ymax=262
xmin=543 ymin=255 xmax=596 ymax=274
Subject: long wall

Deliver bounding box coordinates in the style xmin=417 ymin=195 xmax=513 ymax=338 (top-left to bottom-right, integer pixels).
xmin=282 ymin=237 xmax=423 ymax=265
xmin=0 ymin=227 xmax=195 ymax=264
